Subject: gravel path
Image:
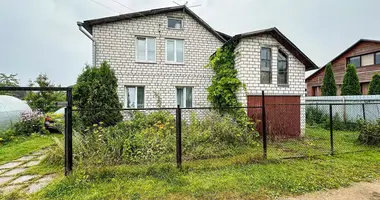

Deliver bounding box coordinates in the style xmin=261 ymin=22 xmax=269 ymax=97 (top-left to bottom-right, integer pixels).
xmin=280 ymin=180 xmax=380 ymax=200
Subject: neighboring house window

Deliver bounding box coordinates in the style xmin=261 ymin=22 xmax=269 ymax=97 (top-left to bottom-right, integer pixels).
xmin=361 ymin=54 xmax=374 ymax=66
xmin=168 ymin=18 xmax=182 ymax=29
xmin=125 ymin=86 xmax=145 ymax=108
xmin=166 ymin=39 xmax=184 ymax=63
xmin=176 ymin=87 xmax=192 ymax=108
xmin=260 ymin=47 xmax=272 ymax=84
xmin=376 ymin=52 xmax=380 ymax=65
xmin=348 ymin=56 xmax=361 ymax=67
xmin=136 ymin=37 xmax=156 ymax=62
xmin=277 ymin=50 xmax=288 ymax=84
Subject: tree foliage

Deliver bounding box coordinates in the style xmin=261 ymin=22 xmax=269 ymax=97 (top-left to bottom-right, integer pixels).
xmin=206 ymin=43 xmax=242 ymax=108
xmin=321 ymin=63 xmax=337 ymax=96
xmin=368 ymin=74 xmax=380 ymax=95
xmin=73 ymin=61 xmax=122 ymax=127
xmin=0 ymin=73 xmax=24 ymax=97
xmin=24 ymin=74 xmax=65 ymax=113
xmin=341 ymin=64 xmax=361 ymax=96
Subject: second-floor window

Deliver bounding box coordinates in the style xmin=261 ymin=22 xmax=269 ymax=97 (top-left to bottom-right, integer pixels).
xmin=260 ymin=47 xmax=272 ymax=84
xmin=168 ymin=18 xmax=182 ymax=29
xmin=348 ymin=52 xmax=380 ymax=68
xmin=125 ymin=86 xmax=145 ymax=108
xmin=277 ymin=50 xmax=288 ymax=84
xmin=376 ymin=53 xmax=380 ymax=65
xmin=136 ymin=37 xmax=156 ymax=62
xmin=166 ymin=39 xmax=184 ymax=63
xmin=348 ymin=56 xmax=361 ymax=67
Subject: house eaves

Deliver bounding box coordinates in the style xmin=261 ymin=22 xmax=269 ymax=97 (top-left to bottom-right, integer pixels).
xmin=231 ymin=27 xmax=318 ymax=71
xmin=81 ymin=5 xmax=227 ymax=43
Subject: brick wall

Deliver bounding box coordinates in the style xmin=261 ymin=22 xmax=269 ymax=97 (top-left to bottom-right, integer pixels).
xmin=307 ymin=41 xmax=380 ymax=96
xmin=92 ymin=11 xmax=223 ymax=108
xmin=234 ymin=34 xmax=306 ymax=135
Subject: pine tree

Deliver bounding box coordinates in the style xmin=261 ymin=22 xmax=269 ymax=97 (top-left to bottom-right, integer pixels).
xmin=321 ymin=63 xmax=337 ymax=96
xmin=341 ymin=64 xmax=361 ymax=95
xmin=73 ymin=61 xmax=123 ymax=127
xmin=368 ymin=74 xmax=380 ymax=95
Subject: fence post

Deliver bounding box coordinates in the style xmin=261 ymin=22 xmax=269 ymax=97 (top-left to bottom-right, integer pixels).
xmin=176 ymin=105 xmax=182 ymax=168
xmin=362 ymin=103 xmax=366 ymax=121
xmin=65 ymin=88 xmax=73 ymax=175
xmin=262 ymin=90 xmax=267 ymax=159
xmin=329 ymin=104 xmax=334 ymax=156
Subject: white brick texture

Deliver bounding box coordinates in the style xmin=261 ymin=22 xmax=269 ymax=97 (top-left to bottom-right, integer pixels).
xmin=235 ymin=34 xmax=306 ymax=134
xmin=92 ymin=11 xmax=223 ymax=108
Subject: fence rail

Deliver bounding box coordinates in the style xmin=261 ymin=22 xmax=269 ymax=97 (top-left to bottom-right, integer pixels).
xmin=1 ymin=87 xmax=378 ymax=175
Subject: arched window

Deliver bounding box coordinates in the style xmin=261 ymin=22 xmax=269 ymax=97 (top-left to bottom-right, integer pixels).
xmin=278 ymin=50 xmax=288 ymax=84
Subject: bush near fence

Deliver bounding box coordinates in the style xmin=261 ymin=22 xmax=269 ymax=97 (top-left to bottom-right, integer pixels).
xmin=47 ymin=109 xmax=259 ymax=166
xmin=358 ymin=119 xmax=380 ymax=146
xmin=306 ymin=106 xmax=361 ymax=131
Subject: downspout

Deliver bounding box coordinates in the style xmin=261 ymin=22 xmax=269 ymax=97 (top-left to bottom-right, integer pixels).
xmin=77 ymin=22 xmax=96 ymax=66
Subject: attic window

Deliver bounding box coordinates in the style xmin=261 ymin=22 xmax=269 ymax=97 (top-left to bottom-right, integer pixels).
xmin=168 ymin=18 xmax=182 ymax=29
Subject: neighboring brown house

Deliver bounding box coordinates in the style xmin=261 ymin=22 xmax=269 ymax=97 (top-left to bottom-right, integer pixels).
xmin=306 ymin=39 xmax=380 ymax=96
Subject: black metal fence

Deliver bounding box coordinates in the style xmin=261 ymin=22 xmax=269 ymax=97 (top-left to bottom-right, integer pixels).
xmin=0 ymin=87 xmax=378 ymax=175
xmin=70 ymin=102 xmax=377 ymax=170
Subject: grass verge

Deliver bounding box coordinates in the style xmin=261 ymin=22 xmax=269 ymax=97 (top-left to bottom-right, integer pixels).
xmin=29 ymin=127 xmax=380 ymax=200
xmin=0 ymin=134 xmax=57 ymax=165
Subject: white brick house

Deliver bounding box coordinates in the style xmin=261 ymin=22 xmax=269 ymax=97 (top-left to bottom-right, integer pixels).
xmin=78 ymin=6 xmax=317 ymax=136
xmin=78 ymin=6 xmax=227 ymax=108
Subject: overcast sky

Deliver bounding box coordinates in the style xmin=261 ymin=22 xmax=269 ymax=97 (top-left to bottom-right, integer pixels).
xmin=1 ymin=0 xmax=379 ymax=86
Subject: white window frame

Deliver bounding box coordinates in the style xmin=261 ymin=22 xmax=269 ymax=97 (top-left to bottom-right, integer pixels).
xmin=135 ymin=37 xmax=156 ymax=63
xmin=176 ymin=86 xmax=193 ymax=108
xmin=167 ymin=17 xmax=183 ymax=29
xmin=165 ymin=39 xmax=185 ymax=64
xmin=124 ymin=86 xmax=145 ymax=108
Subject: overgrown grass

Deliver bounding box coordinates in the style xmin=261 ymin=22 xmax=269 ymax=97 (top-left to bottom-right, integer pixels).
xmin=0 ymin=135 xmax=57 ymax=165
xmin=29 ymin=128 xmax=380 ymax=200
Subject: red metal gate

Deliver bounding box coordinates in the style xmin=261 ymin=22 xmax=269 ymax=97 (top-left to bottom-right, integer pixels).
xmin=248 ymin=95 xmax=301 ymax=138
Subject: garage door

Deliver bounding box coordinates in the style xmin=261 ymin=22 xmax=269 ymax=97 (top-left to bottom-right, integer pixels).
xmin=247 ymin=96 xmax=301 ymax=138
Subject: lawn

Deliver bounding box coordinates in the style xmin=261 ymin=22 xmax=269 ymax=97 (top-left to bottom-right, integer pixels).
xmin=0 ymin=134 xmax=57 ymax=165
xmin=27 ymin=128 xmax=380 ymax=200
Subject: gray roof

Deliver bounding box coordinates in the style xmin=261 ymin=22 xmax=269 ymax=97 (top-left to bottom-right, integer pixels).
xmin=231 ymin=27 xmax=319 ymax=71
xmin=81 ymin=5 xmax=227 ymax=43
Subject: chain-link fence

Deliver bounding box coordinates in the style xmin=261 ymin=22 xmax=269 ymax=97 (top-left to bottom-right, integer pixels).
xmin=71 ymin=102 xmax=378 ymax=170
xmin=2 ymin=87 xmax=378 ymax=174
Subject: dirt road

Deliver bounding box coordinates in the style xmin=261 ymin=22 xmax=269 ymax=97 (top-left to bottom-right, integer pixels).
xmin=280 ymin=180 xmax=380 ymax=200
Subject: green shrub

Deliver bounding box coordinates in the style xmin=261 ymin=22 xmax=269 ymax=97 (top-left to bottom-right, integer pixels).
xmin=341 ymin=64 xmax=361 ymax=95
xmin=0 ymin=128 xmax=16 ymax=143
xmin=13 ymin=111 xmax=44 ymax=136
xmin=182 ymin=111 xmax=258 ymax=160
xmin=47 ymin=110 xmax=258 ymax=166
xmin=358 ymin=120 xmax=380 ymax=146
xmin=321 ymin=63 xmax=337 ymax=96
xmin=368 ymin=74 xmax=380 ymax=95
xmin=73 ymin=62 xmax=123 ymax=127
xmin=306 ymin=106 xmax=328 ymax=126
xmin=306 ymin=106 xmax=360 ymax=131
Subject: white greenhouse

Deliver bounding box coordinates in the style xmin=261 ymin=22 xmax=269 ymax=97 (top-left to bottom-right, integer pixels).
xmin=0 ymin=95 xmax=32 ymax=130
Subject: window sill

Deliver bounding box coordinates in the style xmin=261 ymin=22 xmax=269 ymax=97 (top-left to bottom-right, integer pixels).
xmin=165 ymin=62 xmax=185 ymax=65
xmin=135 ymin=61 xmax=157 ymax=64
xmin=167 ymin=27 xmax=184 ymax=31
xmin=278 ymin=84 xmax=290 ymax=87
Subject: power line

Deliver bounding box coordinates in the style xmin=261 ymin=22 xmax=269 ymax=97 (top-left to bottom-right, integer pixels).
xmin=111 ymin=0 xmax=134 ymax=12
xmin=88 ymin=0 xmax=120 ymax=14
xmin=111 ymin=0 xmax=145 ymax=16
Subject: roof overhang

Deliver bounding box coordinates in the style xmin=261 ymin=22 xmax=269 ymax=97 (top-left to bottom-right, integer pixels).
xmin=80 ymin=5 xmax=227 ymax=43
xmin=231 ymin=27 xmax=318 ymax=71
